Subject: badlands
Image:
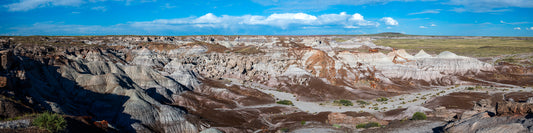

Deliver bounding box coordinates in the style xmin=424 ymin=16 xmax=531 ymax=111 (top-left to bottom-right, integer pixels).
xmin=0 ymin=34 xmax=532 ymax=132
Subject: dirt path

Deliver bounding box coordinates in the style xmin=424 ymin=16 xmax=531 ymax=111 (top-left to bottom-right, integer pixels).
xmin=227 ymin=78 xmax=532 ymax=114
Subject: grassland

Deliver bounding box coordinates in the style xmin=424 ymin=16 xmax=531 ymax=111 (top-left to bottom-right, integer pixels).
xmin=373 ymin=38 xmax=533 ymax=57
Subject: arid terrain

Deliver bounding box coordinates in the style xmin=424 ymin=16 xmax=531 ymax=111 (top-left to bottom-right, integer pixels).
xmin=0 ymin=34 xmax=532 ymax=133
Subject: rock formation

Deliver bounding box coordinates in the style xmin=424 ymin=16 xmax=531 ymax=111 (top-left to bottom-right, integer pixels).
xmin=0 ymin=36 xmax=525 ymax=132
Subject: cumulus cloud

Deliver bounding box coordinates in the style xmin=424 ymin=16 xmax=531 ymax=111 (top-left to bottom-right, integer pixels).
xmin=419 ymin=26 xmax=427 ymax=28
xmin=380 ymin=17 xmax=398 ymax=26
xmin=448 ymin=0 xmax=533 ymax=12
xmin=513 ymin=27 xmax=521 ymax=30
xmin=134 ymin=12 xmax=382 ymax=29
xmin=409 ymin=9 xmax=441 ymax=15
xmin=528 ymin=27 xmax=533 ymax=30
xmin=6 ymin=12 xmax=394 ymax=35
xmin=430 ymin=24 xmax=437 ymax=27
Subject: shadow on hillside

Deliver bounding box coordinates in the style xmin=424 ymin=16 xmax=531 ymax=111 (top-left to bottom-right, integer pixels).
xmin=7 ymin=55 xmax=139 ymax=132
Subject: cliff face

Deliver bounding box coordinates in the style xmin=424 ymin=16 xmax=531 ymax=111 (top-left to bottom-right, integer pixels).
xmin=0 ymin=36 xmax=523 ymax=132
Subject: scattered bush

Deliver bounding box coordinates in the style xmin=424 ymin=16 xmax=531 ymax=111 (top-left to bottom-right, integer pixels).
xmin=356 ymin=100 xmax=369 ymax=105
xmin=411 ymin=112 xmax=427 ymax=120
xmin=301 ymin=121 xmax=306 ymax=125
xmin=356 ymin=122 xmax=381 ymax=129
xmin=466 ymin=87 xmax=475 ymax=90
xmin=376 ymin=97 xmax=388 ymax=102
xmin=276 ymin=100 xmax=294 ymax=106
xmin=333 ymin=99 xmax=353 ymax=106
xmin=32 ymin=112 xmax=67 ymax=133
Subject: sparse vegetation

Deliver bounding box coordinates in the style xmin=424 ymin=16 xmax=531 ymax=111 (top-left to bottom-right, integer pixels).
xmin=411 ymin=112 xmax=427 ymax=120
xmin=356 ymin=122 xmax=381 ymax=129
xmin=356 ymin=100 xmax=369 ymax=105
xmin=332 ymin=124 xmax=341 ymax=128
xmin=276 ymin=100 xmax=294 ymax=106
xmin=301 ymin=121 xmax=306 ymax=125
xmin=376 ymin=97 xmax=388 ymax=102
xmin=333 ymin=99 xmax=353 ymax=106
xmin=373 ymin=38 xmax=533 ymax=57
xmin=32 ymin=112 xmax=67 ymax=133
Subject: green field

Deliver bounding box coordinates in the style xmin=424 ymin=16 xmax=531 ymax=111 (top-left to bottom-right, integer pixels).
xmin=373 ymin=38 xmax=533 ymax=57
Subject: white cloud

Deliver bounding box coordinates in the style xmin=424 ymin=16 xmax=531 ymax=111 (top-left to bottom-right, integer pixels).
xmin=500 ymin=20 xmax=531 ymax=25
xmin=409 ymin=9 xmax=441 ymax=15
xmin=251 ymin=0 xmax=427 ymax=11
xmin=380 ymin=17 xmax=398 ymax=26
xmin=386 ymin=27 xmax=392 ymax=29
xmin=4 ymin=0 xmax=84 ymax=11
xmin=135 ymin=12 xmax=381 ymax=29
xmin=3 ymin=0 xmax=155 ymax=11
xmin=349 ymin=13 xmax=364 ymax=21
xmin=344 ymin=26 xmax=359 ymax=29
xmin=162 ymin=3 xmax=176 ymax=9
xmin=448 ymin=0 xmax=533 ymax=12
xmin=513 ymin=27 xmax=521 ymax=30
xmin=91 ymin=6 xmax=106 ymax=12
xmin=430 ymin=24 xmax=437 ymax=27
xmin=419 ymin=26 xmax=427 ymax=28
xmin=528 ymin=27 xmax=533 ymax=30
xmin=6 ymin=12 xmax=393 ymax=35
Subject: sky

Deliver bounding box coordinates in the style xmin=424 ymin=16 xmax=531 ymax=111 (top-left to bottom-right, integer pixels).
xmin=0 ymin=0 xmax=532 ymax=36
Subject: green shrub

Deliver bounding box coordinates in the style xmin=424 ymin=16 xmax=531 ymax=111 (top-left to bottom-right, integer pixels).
xmin=333 ymin=99 xmax=353 ymax=106
xmin=32 ymin=112 xmax=67 ymax=133
xmin=411 ymin=112 xmax=427 ymax=120
xmin=467 ymin=87 xmax=475 ymax=90
xmin=301 ymin=121 xmax=306 ymax=125
xmin=276 ymin=100 xmax=294 ymax=106
xmin=356 ymin=122 xmax=381 ymax=129
xmin=332 ymin=124 xmax=341 ymax=128
xmin=356 ymin=100 xmax=369 ymax=105
xmin=376 ymin=97 xmax=388 ymax=102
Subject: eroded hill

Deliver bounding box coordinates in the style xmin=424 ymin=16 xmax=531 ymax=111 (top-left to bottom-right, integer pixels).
xmin=0 ymin=35 xmax=532 ymax=132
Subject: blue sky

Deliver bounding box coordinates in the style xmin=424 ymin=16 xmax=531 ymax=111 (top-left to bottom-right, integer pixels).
xmin=1 ymin=0 xmax=532 ymax=36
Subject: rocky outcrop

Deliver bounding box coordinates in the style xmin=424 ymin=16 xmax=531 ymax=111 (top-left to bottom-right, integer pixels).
xmin=443 ymin=100 xmax=533 ymax=133
xmin=443 ymin=112 xmax=532 ymax=133
xmin=0 ymin=36 xmax=517 ymax=132
xmin=434 ymin=106 xmax=456 ymax=121
xmin=328 ymin=112 xmax=388 ymax=128
xmin=496 ymin=101 xmax=533 ymax=116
